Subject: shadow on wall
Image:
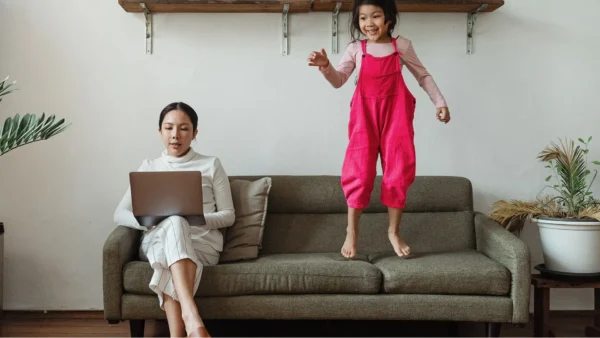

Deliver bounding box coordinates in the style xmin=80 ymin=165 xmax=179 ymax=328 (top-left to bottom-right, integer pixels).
xmin=472 ymin=189 xmax=502 ymax=216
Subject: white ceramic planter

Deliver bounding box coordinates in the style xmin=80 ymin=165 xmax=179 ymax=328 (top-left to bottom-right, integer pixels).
xmin=533 ymin=217 xmax=600 ymax=274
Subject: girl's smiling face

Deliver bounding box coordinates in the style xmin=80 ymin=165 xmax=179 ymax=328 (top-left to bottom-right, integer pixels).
xmin=358 ymin=5 xmax=390 ymax=42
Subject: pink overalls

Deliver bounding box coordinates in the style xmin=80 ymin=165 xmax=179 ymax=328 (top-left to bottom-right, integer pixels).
xmin=341 ymin=37 xmax=416 ymax=209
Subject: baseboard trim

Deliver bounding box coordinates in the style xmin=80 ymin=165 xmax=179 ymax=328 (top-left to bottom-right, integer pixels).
xmin=1 ymin=309 xmax=595 ymax=320
xmin=550 ymin=310 xmax=596 ymax=317
xmin=2 ymin=310 xmax=105 ymax=319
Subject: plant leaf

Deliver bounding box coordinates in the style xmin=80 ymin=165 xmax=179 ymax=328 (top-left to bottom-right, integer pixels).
xmin=6 ymin=114 xmax=21 ymax=149
xmin=0 ymin=116 xmax=12 ymax=153
xmin=546 ymin=175 xmax=552 ymax=182
xmin=579 ymin=138 xmax=585 ymax=144
xmin=46 ymin=123 xmax=70 ymax=138
xmin=25 ymin=113 xmax=46 ymax=143
xmin=593 ymin=161 xmax=600 ymax=166
xmin=0 ymin=77 xmax=71 ymax=157
xmin=41 ymin=118 xmax=65 ymax=140
xmin=15 ymin=114 xmax=46 ymax=145
xmin=0 ymin=76 xmax=17 ymax=101
xmin=542 ymin=138 xmax=589 ymax=215
xmin=0 ymin=112 xmax=71 ymax=157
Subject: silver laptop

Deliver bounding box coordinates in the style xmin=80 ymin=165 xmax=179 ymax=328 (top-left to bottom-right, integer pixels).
xmin=129 ymin=171 xmax=206 ymax=227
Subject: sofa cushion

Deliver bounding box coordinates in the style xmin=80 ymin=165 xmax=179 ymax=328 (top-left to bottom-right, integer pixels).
xmin=124 ymin=253 xmax=382 ymax=297
xmin=371 ymin=250 xmax=510 ymax=296
xmin=259 ymin=211 xmax=475 ymax=255
xmin=228 ymin=175 xmax=473 ymax=214
xmin=220 ymin=177 xmax=272 ymax=263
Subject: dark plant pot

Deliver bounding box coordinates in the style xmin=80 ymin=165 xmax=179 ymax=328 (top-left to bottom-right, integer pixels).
xmin=0 ymin=222 xmax=3 ymax=318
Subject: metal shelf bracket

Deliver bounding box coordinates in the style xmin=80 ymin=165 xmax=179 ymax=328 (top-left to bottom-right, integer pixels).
xmin=282 ymin=4 xmax=289 ymax=56
xmin=141 ymin=3 xmax=152 ymax=55
xmin=332 ymin=2 xmax=342 ymax=54
xmin=467 ymin=3 xmax=487 ymax=55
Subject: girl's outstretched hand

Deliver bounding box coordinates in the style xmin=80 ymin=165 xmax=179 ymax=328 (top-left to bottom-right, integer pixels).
xmin=437 ymin=107 xmax=451 ymax=124
xmin=308 ymin=49 xmax=330 ymax=69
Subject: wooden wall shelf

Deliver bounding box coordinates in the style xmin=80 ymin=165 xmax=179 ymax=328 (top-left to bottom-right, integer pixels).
xmin=119 ymin=0 xmax=503 ymax=13
xmin=312 ymin=0 xmax=504 ymax=12
xmin=119 ymin=0 xmax=311 ymax=13
xmin=120 ymin=0 xmax=504 ymax=55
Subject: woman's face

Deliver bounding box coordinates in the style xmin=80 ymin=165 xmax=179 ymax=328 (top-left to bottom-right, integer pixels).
xmin=159 ymin=109 xmax=198 ymax=157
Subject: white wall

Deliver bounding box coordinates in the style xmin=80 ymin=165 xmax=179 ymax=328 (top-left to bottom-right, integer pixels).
xmin=0 ymin=0 xmax=598 ymax=311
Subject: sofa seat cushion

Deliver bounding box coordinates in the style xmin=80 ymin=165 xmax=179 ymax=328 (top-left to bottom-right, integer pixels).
xmin=371 ymin=250 xmax=510 ymax=296
xmin=124 ymin=253 xmax=382 ymax=297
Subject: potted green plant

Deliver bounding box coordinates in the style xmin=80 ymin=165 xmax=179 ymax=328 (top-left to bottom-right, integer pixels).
xmin=490 ymin=137 xmax=600 ymax=274
xmin=0 ymin=75 xmax=71 ymax=317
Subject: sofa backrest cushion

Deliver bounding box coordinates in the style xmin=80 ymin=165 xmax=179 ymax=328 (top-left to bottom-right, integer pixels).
xmin=229 ymin=175 xmax=475 ymax=254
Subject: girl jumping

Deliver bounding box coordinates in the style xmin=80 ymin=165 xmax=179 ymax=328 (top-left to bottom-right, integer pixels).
xmin=308 ymin=0 xmax=451 ymax=258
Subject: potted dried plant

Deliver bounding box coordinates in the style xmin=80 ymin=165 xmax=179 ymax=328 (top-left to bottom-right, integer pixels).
xmin=490 ymin=137 xmax=600 ymax=274
xmin=0 ymin=75 xmax=71 ymax=317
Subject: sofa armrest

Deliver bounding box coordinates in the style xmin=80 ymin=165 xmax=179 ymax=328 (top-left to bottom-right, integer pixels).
xmin=474 ymin=212 xmax=531 ymax=324
xmin=103 ymin=226 xmax=140 ymax=321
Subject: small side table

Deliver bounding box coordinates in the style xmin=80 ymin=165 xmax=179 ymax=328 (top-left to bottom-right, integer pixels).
xmin=532 ymin=274 xmax=600 ymax=337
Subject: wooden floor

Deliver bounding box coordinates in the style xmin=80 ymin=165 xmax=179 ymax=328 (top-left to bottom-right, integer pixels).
xmin=0 ymin=311 xmax=595 ymax=337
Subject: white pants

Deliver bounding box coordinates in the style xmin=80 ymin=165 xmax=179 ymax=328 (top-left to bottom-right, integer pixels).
xmin=139 ymin=216 xmax=220 ymax=309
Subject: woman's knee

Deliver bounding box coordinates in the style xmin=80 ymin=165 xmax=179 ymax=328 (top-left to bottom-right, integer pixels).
xmin=170 ymin=257 xmax=197 ymax=270
xmin=161 ymin=215 xmax=191 ymax=231
xmin=166 ymin=215 xmax=187 ymax=223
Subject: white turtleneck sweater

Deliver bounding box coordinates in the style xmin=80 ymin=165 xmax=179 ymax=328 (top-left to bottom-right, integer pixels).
xmin=113 ymin=148 xmax=235 ymax=252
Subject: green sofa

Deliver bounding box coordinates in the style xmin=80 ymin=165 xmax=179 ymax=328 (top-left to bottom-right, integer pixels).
xmin=103 ymin=176 xmax=530 ymax=337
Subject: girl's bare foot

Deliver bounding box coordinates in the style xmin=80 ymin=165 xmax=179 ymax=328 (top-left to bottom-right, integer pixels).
xmin=388 ymin=231 xmax=410 ymax=256
xmin=341 ymin=230 xmax=357 ymax=258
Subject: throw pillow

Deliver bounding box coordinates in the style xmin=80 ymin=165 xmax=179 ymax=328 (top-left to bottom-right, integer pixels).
xmin=219 ymin=177 xmax=272 ymax=263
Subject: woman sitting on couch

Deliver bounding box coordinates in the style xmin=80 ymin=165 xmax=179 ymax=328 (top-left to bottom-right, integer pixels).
xmin=113 ymin=102 xmax=235 ymax=338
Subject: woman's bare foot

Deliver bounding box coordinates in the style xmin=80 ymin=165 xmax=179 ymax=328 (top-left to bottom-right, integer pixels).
xmin=388 ymin=231 xmax=410 ymax=256
xmin=187 ymin=326 xmax=211 ymax=338
xmin=183 ymin=311 xmax=205 ymax=337
xmin=341 ymin=230 xmax=357 ymax=258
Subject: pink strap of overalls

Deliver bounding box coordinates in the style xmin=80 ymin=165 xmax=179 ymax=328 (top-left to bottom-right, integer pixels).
xmin=360 ymin=37 xmax=400 ymax=57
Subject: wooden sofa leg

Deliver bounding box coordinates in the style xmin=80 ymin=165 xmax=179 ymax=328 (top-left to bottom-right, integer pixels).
xmin=486 ymin=322 xmax=501 ymax=337
xmin=130 ymin=320 xmax=145 ymax=337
